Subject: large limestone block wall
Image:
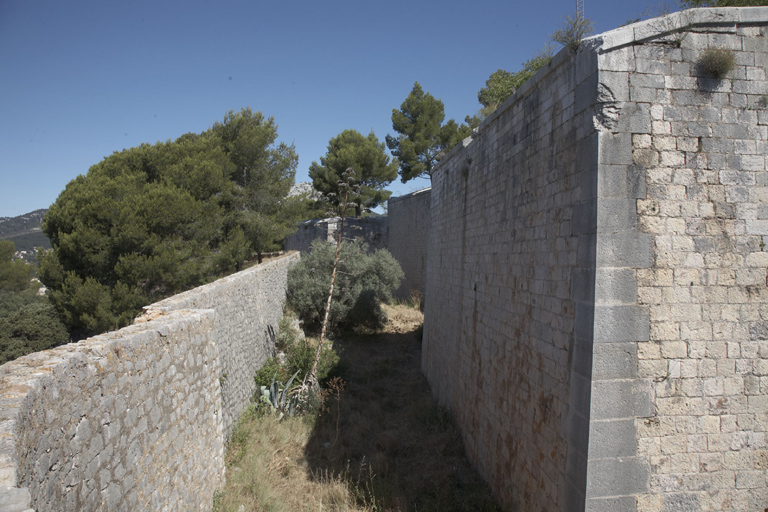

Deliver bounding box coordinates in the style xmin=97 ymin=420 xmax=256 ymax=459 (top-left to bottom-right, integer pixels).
xmin=145 ymin=253 xmax=298 ymax=434
xmin=0 ymin=253 xmax=297 ymax=511
xmin=422 ymin=36 xmax=599 ymax=511
xmin=595 ymin=8 xmax=768 ymax=512
xmin=422 ymin=7 xmax=768 ymax=512
xmin=387 ymin=188 xmax=431 ymax=300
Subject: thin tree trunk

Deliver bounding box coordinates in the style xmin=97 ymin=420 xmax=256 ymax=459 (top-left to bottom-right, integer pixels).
xmin=307 ymin=183 xmax=350 ymax=387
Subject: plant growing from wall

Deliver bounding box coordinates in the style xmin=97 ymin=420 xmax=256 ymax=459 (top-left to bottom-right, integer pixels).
xmin=697 ymin=48 xmax=736 ymax=79
xmin=550 ymin=13 xmax=594 ymax=51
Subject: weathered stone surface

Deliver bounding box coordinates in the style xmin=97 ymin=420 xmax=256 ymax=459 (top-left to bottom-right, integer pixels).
xmin=422 ymin=7 xmax=768 ymax=512
xmin=387 ymin=188 xmax=431 ymax=300
xmin=0 ymin=254 xmax=296 ymax=511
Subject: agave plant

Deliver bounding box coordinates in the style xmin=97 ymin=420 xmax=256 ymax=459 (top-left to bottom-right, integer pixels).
xmin=259 ymin=370 xmax=301 ymax=418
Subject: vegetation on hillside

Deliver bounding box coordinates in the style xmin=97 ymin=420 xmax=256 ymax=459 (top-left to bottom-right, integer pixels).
xmin=0 ymin=209 xmax=47 ymax=239
xmin=0 ymin=209 xmax=51 ymax=255
xmin=39 ymin=107 xmax=311 ymax=338
xmin=0 ymin=241 xmax=68 ymax=364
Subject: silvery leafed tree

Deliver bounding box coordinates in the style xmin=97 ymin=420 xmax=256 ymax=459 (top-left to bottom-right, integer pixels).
xmin=305 ymin=168 xmax=359 ymax=388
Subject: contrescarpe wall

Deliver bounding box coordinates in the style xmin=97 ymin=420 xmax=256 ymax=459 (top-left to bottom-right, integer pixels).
xmin=422 ymin=7 xmax=768 ymax=512
xmin=387 ymin=188 xmax=431 ymax=300
xmin=143 ymin=253 xmax=297 ymax=434
xmin=0 ymin=253 xmax=297 ymax=511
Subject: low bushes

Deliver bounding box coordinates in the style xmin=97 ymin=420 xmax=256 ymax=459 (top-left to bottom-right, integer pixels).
xmin=286 ymin=240 xmax=403 ymax=333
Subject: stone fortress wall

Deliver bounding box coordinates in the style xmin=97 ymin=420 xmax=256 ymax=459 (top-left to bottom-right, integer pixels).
xmin=422 ymin=7 xmax=768 ymax=512
xmin=387 ymin=188 xmax=431 ymax=300
xmin=2 ymin=8 xmax=768 ymax=512
xmin=0 ymin=253 xmax=297 ymax=511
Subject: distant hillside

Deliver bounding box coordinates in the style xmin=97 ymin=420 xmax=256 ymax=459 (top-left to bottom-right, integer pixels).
xmin=0 ymin=209 xmax=51 ymax=251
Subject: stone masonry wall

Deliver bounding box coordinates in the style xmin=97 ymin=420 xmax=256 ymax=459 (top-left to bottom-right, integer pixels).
xmin=423 ymin=7 xmax=768 ymax=512
xmin=144 ymin=253 xmax=298 ymax=434
xmin=422 ymin=41 xmax=598 ymax=511
xmin=0 ymin=311 xmax=222 ymax=512
xmin=592 ymin=8 xmax=768 ymax=512
xmin=387 ymin=188 xmax=431 ymax=300
xmin=0 ymin=253 xmax=297 ymax=511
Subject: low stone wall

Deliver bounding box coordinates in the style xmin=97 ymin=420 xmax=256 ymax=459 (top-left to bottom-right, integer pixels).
xmin=145 ymin=253 xmax=298 ymax=434
xmin=387 ymin=188 xmax=431 ymax=300
xmin=0 ymin=311 xmax=222 ymax=512
xmin=0 ymin=253 xmax=297 ymax=511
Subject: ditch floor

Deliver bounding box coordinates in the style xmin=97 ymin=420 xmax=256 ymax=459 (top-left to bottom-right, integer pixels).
xmin=218 ymin=304 xmax=505 ymax=512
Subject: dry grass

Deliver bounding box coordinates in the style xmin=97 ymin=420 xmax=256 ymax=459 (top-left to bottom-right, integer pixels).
xmin=214 ymin=409 xmax=370 ymax=512
xmin=214 ymin=304 xmax=504 ymax=512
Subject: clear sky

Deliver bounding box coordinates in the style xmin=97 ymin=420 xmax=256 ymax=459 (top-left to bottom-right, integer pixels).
xmin=1 ymin=0 xmax=659 ymax=217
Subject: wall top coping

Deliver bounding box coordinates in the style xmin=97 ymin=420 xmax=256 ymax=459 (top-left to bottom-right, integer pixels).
xmin=433 ymin=6 xmax=768 ymax=177
xmin=388 ymin=187 xmax=431 ymax=204
xmin=596 ymin=6 xmax=768 ymax=51
xmin=144 ymin=251 xmax=299 ymax=312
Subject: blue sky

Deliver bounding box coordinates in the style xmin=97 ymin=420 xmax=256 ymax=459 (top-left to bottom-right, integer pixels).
xmin=1 ymin=0 xmax=659 ymax=217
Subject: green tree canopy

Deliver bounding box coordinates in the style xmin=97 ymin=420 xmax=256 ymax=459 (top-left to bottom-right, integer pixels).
xmin=40 ymin=107 xmax=299 ymax=337
xmin=386 ymin=82 xmax=471 ymax=183
xmin=287 ymin=240 xmax=403 ymax=332
xmin=0 ymin=240 xmax=34 ymax=293
xmin=309 ymin=130 xmax=398 ymax=216
xmin=476 ymin=47 xmax=553 ymax=117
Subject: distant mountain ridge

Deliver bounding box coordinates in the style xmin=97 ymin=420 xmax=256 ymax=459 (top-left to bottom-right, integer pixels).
xmin=0 ymin=209 xmax=51 ymax=251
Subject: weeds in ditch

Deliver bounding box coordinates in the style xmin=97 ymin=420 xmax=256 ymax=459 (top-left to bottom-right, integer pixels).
xmin=215 ymin=304 xmax=504 ymax=512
